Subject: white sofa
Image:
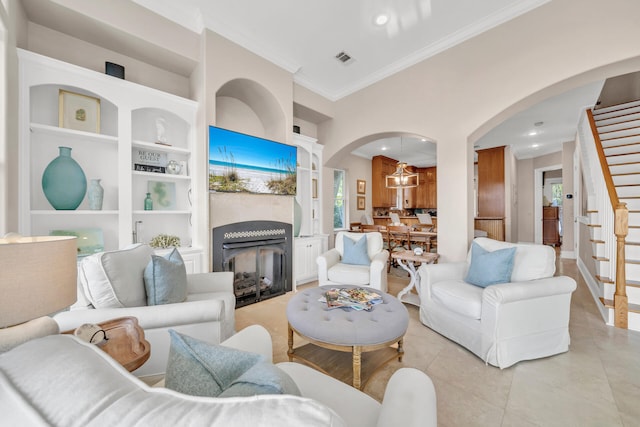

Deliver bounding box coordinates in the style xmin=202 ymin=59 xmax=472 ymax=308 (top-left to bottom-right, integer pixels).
xmin=53 ymin=244 xmax=236 ymax=377
xmin=317 ymin=231 xmax=389 ymax=292
xmin=417 ymin=238 xmax=577 ymax=368
xmin=0 ymin=326 xmax=438 ymax=427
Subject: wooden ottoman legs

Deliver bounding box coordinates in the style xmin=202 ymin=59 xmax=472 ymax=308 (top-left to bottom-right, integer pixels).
xmin=353 ymin=345 xmax=362 ymax=390
xmin=287 ymin=323 xmax=294 ymax=361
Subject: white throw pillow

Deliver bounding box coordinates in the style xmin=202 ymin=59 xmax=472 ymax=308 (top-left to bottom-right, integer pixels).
xmin=79 ymin=244 xmax=154 ymax=308
xmin=469 ymin=238 xmax=556 ymax=282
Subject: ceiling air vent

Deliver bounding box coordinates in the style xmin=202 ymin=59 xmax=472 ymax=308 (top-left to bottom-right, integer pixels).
xmin=335 ymin=51 xmax=354 ymax=64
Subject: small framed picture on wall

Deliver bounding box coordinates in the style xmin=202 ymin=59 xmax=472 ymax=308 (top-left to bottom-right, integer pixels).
xmin=357 ymin=196 xmax=365 ymax=210
xmin=59 ymin=90 xmax=101 ymax=133
xmin=357 ymin=179 xmax=366 ymax=194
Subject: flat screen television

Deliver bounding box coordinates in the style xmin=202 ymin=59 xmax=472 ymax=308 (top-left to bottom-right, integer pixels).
xmin=208 ymin=126 xmax=297 ymax=195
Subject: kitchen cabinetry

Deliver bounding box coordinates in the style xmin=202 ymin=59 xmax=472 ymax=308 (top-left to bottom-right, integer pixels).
xmin=543 ymin=206 xmax=560 ymax=246
xmin=294 ymin=235 xmax=328 ymax=287
xmin=477 ymin=147 xmax=504 ymax=217
xmin=372 ymin=155 xmax=398 ymax=207
xmin=416 ymin=167 xmax=437 ymax=209
xmin=18 ymin=49 xmax=205 ymax=269
xmin=373 ymin=157 xmax=435 ymax=209
xmin=425 ymin=167 xmax=437 ymax=208
xmin=401 ymin=166 xmax=417 ymax=208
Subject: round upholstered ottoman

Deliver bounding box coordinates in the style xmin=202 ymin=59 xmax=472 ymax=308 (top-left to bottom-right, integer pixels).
xmin=286 ymin=285 xmax=409 ymax=389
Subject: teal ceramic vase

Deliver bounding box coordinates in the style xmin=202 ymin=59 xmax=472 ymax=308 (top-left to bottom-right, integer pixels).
xmin=293 ymin=198 xmax=302 ymax=237
xmin=42 ymin=146 xmax=87 ymax=210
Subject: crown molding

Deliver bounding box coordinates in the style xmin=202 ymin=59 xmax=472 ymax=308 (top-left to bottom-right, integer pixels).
xmin=297 ymin=0 xmax=551 ymax=101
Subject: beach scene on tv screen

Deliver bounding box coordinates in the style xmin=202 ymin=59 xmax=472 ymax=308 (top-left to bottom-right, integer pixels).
xmin=208 ymin=126 xmax=297 ymax=195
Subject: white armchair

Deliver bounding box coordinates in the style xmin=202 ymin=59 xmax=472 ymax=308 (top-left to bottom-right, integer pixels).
xmin=317 ymin=231 xmax=389 ymax=292
xmin=54 ymin=244 xmax=236 ymax=377
xmin=417 ymin=238 xmax=576 ymax=368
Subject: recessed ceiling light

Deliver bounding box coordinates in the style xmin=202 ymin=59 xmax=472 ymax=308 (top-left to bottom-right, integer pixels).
xmin=375 ymin=14 xmax=389 ymax=26
xmin=532 ymin=144 xmax=540 ymax=148
xmin=528 ymin=130 xmax=538 ymax=136
xmin=421 ymin=138 xmax=427 ymax=142
xmin=381 ymin=146 xmax=388 ymax=151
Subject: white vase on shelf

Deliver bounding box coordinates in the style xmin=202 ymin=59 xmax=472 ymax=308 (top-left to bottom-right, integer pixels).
xmin=87 ymin=179 xmax=104 ymax=210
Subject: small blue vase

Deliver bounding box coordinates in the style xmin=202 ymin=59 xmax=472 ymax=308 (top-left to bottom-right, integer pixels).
xmin=42 ymin=146 xmax=87 ymax=210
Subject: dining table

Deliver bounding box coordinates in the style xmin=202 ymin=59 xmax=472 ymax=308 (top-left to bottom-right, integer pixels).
xmin=408 ymin=230 xmax=437 ymax=252
xmin=356 ymin=225 xmax=437 ymax=252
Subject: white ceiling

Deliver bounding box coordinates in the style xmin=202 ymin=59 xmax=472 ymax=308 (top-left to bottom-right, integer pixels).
xmin=134 ymin=0 xmax=550 ymax=101
xmin=352 ymin=80 xmax=605 ymax=166
xmin=132 ymin=0 xmax=602 ymax=165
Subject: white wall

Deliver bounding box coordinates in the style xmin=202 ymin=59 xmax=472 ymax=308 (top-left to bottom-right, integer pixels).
xmin=319 ymin=0 xmax=640 ymax=261
xmin=26 ymin=22 xmax=190 ymax=98
xmin=0 ymin=0 xmax=26 ymax=235
xmin=6 ymin=0 xmax=640 ymax=260
xmin=517 ymin=158 xmax=535 ymax=242
xmin=332 ymin=154 xmax=372 ymax=230
xmin=562 ymin=141 xmax=576 ymax=257
xmin=505 ymin=146 xmax=517 ymax=242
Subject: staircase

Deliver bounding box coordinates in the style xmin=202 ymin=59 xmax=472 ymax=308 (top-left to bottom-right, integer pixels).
xmin=587 ymin=99 xmax=640 ymax=330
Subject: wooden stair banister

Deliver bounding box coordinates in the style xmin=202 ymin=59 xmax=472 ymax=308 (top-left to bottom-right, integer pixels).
xmin=587 ymin=109 xmax=619 ymax=208
xmin=614 ymin=203 xmax=629 ymax=329
xmin=587 ymin=108 xmax=629 ymax=328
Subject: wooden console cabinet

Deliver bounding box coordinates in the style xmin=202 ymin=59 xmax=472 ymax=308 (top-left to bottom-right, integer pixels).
xmin=543 ymin=206 xmax=560 ymax=246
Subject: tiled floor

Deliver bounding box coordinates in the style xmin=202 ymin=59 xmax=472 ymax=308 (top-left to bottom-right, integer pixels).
xmin=235 ymin=257 xmax=640 ymax=426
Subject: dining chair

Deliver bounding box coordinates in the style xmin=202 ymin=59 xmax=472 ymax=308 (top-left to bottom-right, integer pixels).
xmin=350 ymin=222 xmax=362 ymax=232
xmin=386 ymin=225 xmax=413 ymax=272
xmin=416 ymin=213 xmax=434 ymax=232
xmin=360 ymin=214 xmax=374 ymax=225
xmin=389 ymin=212 xmax=402 ymax=225
xmin=360 ymin=224 xmax=384 ymax=232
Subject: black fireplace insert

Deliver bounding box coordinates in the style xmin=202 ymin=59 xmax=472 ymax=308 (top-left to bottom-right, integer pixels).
xmin=212 ymin=221 xmax=292 ymax=308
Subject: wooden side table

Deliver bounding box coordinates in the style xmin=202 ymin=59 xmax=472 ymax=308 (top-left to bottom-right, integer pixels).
xmin=392 ymin=250 xmax=439 ymax=306
xmin=64 ymin=316 xmax=150 ymax=372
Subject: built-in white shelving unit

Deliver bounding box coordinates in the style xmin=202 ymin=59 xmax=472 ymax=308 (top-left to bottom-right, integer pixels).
xmin=18 ymin=49 xmax=206 ymax=270
xmin=294 ymin=133 xmax=327 ymax=286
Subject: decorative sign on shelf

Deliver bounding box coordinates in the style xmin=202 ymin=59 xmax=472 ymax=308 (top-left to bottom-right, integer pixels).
xmin=133 ymin=149 xmax=167 ymax=173
xmin=134 ymin=164 xmax=166 ymax=173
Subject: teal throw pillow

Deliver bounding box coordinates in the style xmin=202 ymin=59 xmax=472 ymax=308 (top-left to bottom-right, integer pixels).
xmin=342 ymin=234 xmax=370 ymax=265
xmin=144 ymin=248 xmax=188 ymax=305
xmin=165 ymin=330 xmax=301 ymax=398
xmin=464 ymin=241 xmax=516 ymax=288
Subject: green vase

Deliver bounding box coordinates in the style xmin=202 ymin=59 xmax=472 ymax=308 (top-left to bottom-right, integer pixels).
xmin=42 ymin=146 xmax=87 ymax=210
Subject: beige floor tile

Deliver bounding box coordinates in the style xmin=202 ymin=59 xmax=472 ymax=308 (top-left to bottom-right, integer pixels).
xmin=506 ymin=371 xmax=624 ymax=427
xmin=233 ymin=259 xmax=640 ymax=426
xmin=431 ymin=376 xmax=505 ymax=427
xmin=427 ymin=343 xmax=514 ymax=409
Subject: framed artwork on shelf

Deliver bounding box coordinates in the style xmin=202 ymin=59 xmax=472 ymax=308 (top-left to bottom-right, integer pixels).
xmin=148 ymin=180 xmax=176 ymax=210
xmin=357 ymin=179 xmax=366 ymax=194
xmin=59 ymin=90 xmax=101 ymax=133
xmin=312 ymin=178 xmax=318 ymax=199
xmin=357 ymin=196 xmax=365 ymax=210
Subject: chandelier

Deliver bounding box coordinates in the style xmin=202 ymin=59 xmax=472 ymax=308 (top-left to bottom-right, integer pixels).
xmin=385 ymin=162 xmax=418 ymax=189
xmin=385 ymin=137 xmax=418 ymax=189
